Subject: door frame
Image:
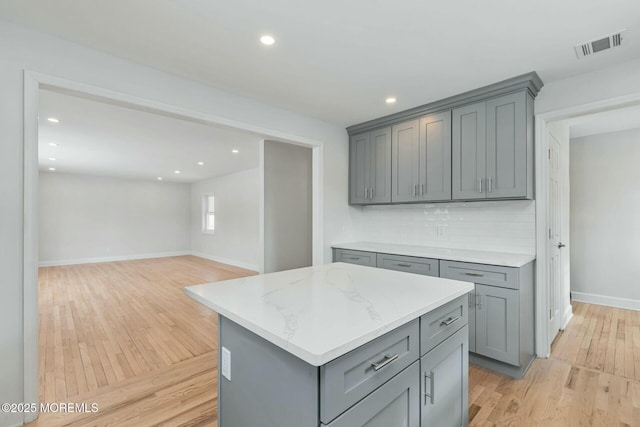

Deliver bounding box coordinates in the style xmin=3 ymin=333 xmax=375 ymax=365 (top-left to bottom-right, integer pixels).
xmin=23 ymin=70 xmax=325 ymax=421
xmin=534 ymin=90 xmax=640 ymax=357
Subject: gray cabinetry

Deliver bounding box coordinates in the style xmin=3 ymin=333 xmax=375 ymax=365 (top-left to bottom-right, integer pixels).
xmin=349 ymin=127 xmax=392 ymax=205
xmin=392 ymin=112 xmax=452 ymax=203
xmin=322 ymin=362 xmax=420 ymax=427
xmin=475 ymin=284 xmax=519 ymax=366
xmin=347 ymin=73 xmax=542 ymax=206
xmin=420 ymin=325 xmax=469 ymax=427
xmin=376 ymin=253 xmax=439 ymax=277
xmin=334 ymin=249 xmax=377 ymax=267
xmin=452 ymin=102 xmax=486 ymax=200
xmin=452 ymin=92 xmax=533 ymax=201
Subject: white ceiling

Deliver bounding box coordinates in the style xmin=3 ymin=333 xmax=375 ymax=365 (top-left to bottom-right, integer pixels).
xmin=568 ymin=104 xmax=640 ymax=139
xmin=2 ymin=0 xmax=639 ymax=126
xmin=38 ymin=89 xmax=260 ymax=182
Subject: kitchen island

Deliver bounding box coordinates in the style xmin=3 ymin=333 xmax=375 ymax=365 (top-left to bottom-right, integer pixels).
xmin=185 ymin=262 xmax=474 ymax=427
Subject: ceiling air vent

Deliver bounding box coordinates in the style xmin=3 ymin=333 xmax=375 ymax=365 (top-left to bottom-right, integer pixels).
xmin=575 ymin=29 xmax=627 ymax=59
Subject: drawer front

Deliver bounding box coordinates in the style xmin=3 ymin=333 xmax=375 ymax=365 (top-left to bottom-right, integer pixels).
xmin=333 ymin=249 xmax=377 ymax=267
xmin=320 ymin=319 xmax=419 ymax=424
xmin=376 ymin=253 xmax=439 ymax=277
xmin=439 ymin=260 xmax=518 ymax=290
xmin=420 ymin=295 xmax=468 ymax=356
xmin=322 ymin=361 xmax=420 ymax=427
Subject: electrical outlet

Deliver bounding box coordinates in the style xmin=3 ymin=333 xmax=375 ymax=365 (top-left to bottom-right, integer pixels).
xmin=222 ymin=347 xmax=231 ymax=381
xmin=437 ymin=225 xmax=446 ymax=238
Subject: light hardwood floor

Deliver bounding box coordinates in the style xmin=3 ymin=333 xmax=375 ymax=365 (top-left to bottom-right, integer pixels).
xmin=29 ymin=255 xmax=256 ymax=427
xmin=469 ymin=302 xmax=640 ymax=426
xmin=30 ymin=259 xmax=640 ymax=426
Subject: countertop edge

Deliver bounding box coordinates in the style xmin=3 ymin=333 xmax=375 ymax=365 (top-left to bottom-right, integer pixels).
xmin=184 ymin=284 xmax=473 ymax=366
xmin=331 ymin=242 xmax=535 ymax=268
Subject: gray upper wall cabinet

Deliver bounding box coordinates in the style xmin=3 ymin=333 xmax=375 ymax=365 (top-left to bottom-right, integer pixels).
xmin=349 ymin=127 xmax=392 ymax=204
xmin=347 ymin=72 xmax=542 ymax=206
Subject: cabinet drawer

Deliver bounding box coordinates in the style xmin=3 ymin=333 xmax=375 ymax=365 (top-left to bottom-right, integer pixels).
xmin=320 ymin=319 xmax=419 ymax=424
xmin=333 ymin=249 xmax=377 ymax=267
xmin=439 ymin=260 xmax=518 ymax=289
xmin=420 ymin=295 xmax=468 ymax=356
xmin=322 ymin=361 xmax=420 ymax=427
xmin=376 ymin=253 xmax=439 ymax=277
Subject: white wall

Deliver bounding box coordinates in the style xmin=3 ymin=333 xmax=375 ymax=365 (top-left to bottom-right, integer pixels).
xmin=263 ymin=141 xmax=313 ymax=273
xmin=191 ymin=168 xmax=260 ymax=271
xmin=38 ymin=172 xmax=190 ymax=265
xmin=570 ymin=128 xmax=640 ymax=309
xmin=1 ymin=19 xmax=354 ymax=426
xmin=352 ymin=200 xmax=536 ymax=254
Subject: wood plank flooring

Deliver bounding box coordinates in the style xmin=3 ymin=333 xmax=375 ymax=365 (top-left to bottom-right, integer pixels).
xmin=469 ymin=302 xmax=640 ymax=426
xmin=29 ymin=255 xmax=256 ymax=427
xmin=31 ymin=259 xmax=640 ymax=426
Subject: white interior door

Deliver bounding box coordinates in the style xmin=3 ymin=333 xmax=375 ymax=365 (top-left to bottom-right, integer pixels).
xmin=547 ymin=134 xmax=563 ymax=346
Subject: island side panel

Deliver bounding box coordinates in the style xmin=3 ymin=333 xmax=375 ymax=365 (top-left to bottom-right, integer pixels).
xmin=218 ymin=316 xmax=319 ymax=427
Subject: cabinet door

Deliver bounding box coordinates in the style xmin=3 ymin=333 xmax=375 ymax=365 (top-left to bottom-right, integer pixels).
xmin=391 ymin=119 xmax=420 ymax=203
xmin=322 ymin=361 xmax=419 ymax=427
xmin=369 ymin=127 xmax=392 ymax=203
xmin=349 ymin=132 xmax=370 ymax=204
xmin=486 ymin=92 xmax=527 ymax=198
xmin=452 ymin=102 xmax=486 ymax=200
xmin=418 ymin=111 xmax=452 ymax=201
xmin=475 ymin=284 xmax=519 ymax=366
xmin=421 ymin=325 xmax=468 ymax=427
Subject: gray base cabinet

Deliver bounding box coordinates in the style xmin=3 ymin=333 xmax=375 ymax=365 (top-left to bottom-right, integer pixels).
xmin=218 ymin=296 xmax=469 ymax=427
xmin=421 ymin=326 xmax=469 ymax=427
xmin=334 ymin=249 xmax=535 ymax=379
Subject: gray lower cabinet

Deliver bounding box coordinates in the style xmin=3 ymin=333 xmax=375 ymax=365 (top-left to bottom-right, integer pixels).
xmin=322 ymin=362 xmax=420 ymax=427
xmin=475 ymin=284 xmax=519 ymax=366
xmin=349 ymin=127 xmax=392 ymax=205
xmin=376 ymin=253 xmax=439 ymax=277
xmin=219 ymin=303 xmax=467 ymax=427
xmin=421 ymin=325 xmax=469 ymax=427
xmin=333 ymin=249 xmax=377 ymax=267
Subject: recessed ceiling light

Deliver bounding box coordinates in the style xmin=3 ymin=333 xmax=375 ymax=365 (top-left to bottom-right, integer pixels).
xmin=197 ymin=162 xmax=204 ymax=166
xmin=48 ymin=167 xmax=56 ymax=171
xmin=174 ymin=170 xmax=181 ymax=174
xmin=260 ymin=35 xmax=275 ymax=46
xmin=47 ymin=117 xmax=59 ymax=123
xmin=232 ymin=149 xmax=239 ymax=154
xmin=385 ymin=97 xmax=397 ymax=104
xmin=157 ymin=177 xmax=163 ymax=181
xmin=48 ymin=142 xmax=58 ymax=147
xmin=49 ymin=157 xmax=56 ymax=161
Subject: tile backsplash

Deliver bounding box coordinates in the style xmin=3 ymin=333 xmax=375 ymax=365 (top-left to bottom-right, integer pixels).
xmin=353 ymin=200 xmax=536 ymax=254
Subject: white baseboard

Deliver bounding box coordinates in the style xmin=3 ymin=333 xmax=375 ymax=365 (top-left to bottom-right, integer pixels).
xmin=39 ymin=251 xmax=191 ymax=267
xmin=572 ymin=291 xmax=640 ymax=311
xmin=191 ymin=251 xmax=259 ymax=272
xmin=561 ymin=304 xmax=573 ymax=329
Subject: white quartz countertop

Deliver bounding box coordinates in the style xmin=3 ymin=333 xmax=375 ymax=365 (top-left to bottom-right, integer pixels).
xmin=332 ymin=241 xmax=535 ymax=267
xmin=185 ymin=263 xmax=473 ymax=366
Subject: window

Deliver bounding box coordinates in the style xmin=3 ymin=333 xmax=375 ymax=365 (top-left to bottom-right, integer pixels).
xmin=203 ymin=194 xmax=215 ymax=233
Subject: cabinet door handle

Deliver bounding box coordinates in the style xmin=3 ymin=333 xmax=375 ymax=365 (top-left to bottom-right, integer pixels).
xmin=478 ymin=178 xmax=483 ymax=193
xmin=440 ymin=316 xmax=460 ymax=326
xmin=364 ymin=188 xmax=369 ymax=199
xmin=371 ymin=353 xmax=399 ymax=371
xmin=476 ymin=294 xmax=482 ymax=310
xmin=371 ymin=187 xmax=375 ymax=199
xmin=465 ymin=272 xmax=484 ymax=277
xmin=413 ymin=184 xmax=417 ymax=196
xmin=396 ymin=263 xmax=412 ymax=267
xmin=421 ymin=183 xmax=424 ymax=195
xmin=424 ymin=371 xmax=435 ymax=404
xmin=348 ymin=257 xmax=361 ymax=260
xmin=488 ymin=177 xmax=493 ymax=193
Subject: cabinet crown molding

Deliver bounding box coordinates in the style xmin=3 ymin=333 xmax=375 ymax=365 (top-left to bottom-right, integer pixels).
xmin=347 ymin=71 xmax=543 ymax=135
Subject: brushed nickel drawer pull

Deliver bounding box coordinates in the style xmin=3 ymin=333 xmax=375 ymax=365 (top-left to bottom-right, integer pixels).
xmin=424 ymin=371 xmax=435 ymax=404
xmin=464 ymin=272 xmax=484 ymax=277
xmin=348 ymin=257 xmax=361 ymax=260
xmin=440 ymin=316 xmax=460 ymax=326
xmin=371 ymin=354 xmax=399 ymax=371
xmin=396 ymin=263 xmax=412 ymax=267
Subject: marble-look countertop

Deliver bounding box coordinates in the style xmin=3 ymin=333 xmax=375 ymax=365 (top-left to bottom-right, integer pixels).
xmin=185 ymin=263 xmax=473 ymax=366
xmin=332 ymin=241 xmax=535 ymax=267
